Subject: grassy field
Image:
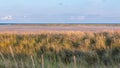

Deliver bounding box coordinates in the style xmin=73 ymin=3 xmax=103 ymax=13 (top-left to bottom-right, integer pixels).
xmin=0 ymin=31 xmax=120 ymax=68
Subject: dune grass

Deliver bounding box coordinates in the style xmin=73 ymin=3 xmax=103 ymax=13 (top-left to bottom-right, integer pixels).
xmin=0 ymin=31 xmax=120 ymax=68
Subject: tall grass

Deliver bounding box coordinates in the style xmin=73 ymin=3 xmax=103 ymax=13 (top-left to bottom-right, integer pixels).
xmin=0 ymin=31 xmax=120 ymax=68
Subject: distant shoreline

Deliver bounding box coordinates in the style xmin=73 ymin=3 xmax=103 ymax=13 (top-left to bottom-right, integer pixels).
xmin=0 ymin=23 xmax=120 ymax=26
xmin=0 ymin=25 xmax=120 ymax=34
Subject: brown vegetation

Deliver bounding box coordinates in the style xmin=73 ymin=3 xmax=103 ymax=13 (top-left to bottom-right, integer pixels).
xmin=0 ymin=31 xmax=120 ymax=68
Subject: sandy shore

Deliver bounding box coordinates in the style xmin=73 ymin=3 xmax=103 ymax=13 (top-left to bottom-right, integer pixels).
xmin=0 ymin=25 xmax=120 ymax=34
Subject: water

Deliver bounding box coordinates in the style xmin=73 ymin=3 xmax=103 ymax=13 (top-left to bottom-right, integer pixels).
xmin=0 ymin=22 xmax=120 ymax=25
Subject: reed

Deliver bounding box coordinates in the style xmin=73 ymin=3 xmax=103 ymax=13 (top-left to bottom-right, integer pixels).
xmin=41 ymin=54 xmax=44 ymax=68
xmin=73 ymin=55 xmax=77 ymax=68
xmin=9 ymin=46 xmax=18 ymax=68
xmin=0 ymin=31 xmax=120 ymax=68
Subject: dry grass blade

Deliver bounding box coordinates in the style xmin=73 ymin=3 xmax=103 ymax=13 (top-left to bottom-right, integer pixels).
xmin=41 ymin=54 xmax=44 ymax=68
xmin=0 ymin=52 xmax=7 ymax=68
xmin=21 ymin=59 xmax=24 ymax=68
xmin=73 ymin=55 xmax=77 ymax=68
xmin=31 ymin=56 xmax=35 ymax=68
xmin=9 ymin=46 xmax=18 ymax=68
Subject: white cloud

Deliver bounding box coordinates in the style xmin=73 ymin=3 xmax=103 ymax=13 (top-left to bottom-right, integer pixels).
xmin=70 ymin=16 xmax=75 ymax=20
xmin=77 ymin=16 xmax=85 ymax=20
xmin=23 ymin=16 xmax=27 ymax=18
xmin=1 ymin=15 xmax=13 ymax=20
xmin=69 ymin=16 xmax=86 ymax=21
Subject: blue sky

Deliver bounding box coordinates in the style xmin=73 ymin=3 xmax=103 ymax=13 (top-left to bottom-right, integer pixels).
xmin=0 ymin=0 xmax=120 ymax=23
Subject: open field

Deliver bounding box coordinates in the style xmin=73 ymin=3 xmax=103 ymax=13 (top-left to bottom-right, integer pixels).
xmin=0 ymin=24 xmax=120 ymax=68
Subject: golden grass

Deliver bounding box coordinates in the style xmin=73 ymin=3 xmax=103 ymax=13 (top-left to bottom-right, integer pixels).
xmin=0 ymin=31 xmax=120 ymax=68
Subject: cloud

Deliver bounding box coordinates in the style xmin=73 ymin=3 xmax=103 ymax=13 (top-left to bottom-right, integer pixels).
xmin=69 ymin=16 xmax=75 ymax=20
xmin=77 ymin=16 xmax=85 ymax=20
xmin=69 ymin=16 xmax=86 ymax=21
xmin=1 ymin=15 xmax=13 ymax=20
xmin=23 ymin=16 xmax=27 ymax=18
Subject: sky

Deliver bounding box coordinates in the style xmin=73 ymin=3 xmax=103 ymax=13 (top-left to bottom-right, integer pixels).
xmin=0 ymin=0 xmax=120 ymax=23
